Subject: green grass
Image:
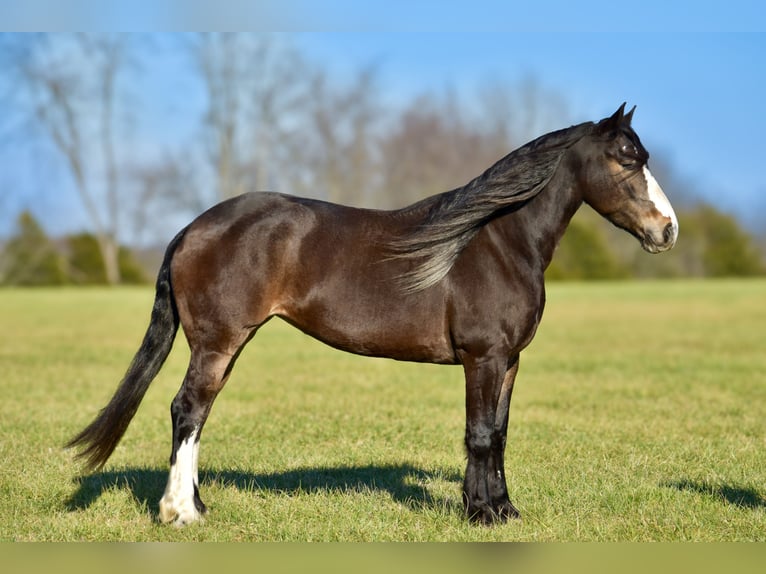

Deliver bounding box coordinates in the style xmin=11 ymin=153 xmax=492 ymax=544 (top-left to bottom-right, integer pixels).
xmin=1 ymin=280 xmax=764 ymax=541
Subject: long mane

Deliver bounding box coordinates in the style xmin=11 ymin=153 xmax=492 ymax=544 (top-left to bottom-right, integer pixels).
xmin=388 ymin=121 xmax=595 ymax=292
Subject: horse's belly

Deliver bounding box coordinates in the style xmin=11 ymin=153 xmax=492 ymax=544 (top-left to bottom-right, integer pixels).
xmin=279 ymin=300 xmax=456 ymax=364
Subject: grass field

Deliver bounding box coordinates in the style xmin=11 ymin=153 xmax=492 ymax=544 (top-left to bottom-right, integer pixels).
xmin=1 ymin=279 xmax=764 ymax=541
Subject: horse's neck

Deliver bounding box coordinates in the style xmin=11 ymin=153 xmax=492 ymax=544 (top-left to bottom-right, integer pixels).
xmin=495 ymin=166 xmax=584 ymax=273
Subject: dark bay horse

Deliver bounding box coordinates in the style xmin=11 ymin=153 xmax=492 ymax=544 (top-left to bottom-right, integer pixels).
xmin=68 ymin=104 xmax=678 ymax=526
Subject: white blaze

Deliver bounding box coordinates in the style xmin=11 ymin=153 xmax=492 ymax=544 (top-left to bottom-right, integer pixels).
xmin=643 ymin=166 xmax=678 ymax=241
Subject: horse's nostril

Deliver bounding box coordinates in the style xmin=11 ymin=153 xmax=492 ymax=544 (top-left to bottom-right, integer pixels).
xmin=663 ymin=222 xmax=674 ymax=244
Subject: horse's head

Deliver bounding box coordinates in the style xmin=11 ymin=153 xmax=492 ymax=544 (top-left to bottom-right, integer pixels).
xmin=576 ymin=104 xmax=678 ymax=253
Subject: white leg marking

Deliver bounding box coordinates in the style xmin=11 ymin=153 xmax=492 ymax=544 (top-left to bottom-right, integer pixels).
xmin=159 ymin=428 xmax=203 ymax=526
xmin=643 ymin=166 xmax=679 ymax=242
xmin=192 ymin=437 xmax=200 ymax=492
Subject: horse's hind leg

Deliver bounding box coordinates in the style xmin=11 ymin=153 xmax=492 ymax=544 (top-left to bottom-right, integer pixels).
xmin=158 ymin=331 xmax=253 ymax=526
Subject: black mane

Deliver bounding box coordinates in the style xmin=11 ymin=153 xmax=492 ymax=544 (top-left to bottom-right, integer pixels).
xmin=389 ymin=121 xmax=595 ymax=292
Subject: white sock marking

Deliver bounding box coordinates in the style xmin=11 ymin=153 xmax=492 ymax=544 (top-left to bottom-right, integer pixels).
xmin=159 ymin=428 xmax=202 ymax=525
xmin=192 ymin=437 xmax=200 ymax=490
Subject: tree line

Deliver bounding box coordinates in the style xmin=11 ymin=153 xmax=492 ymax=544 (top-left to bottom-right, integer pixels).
xmin=3 ymin=201 xmax=762 ymax=286
xmin=1 ymin=33 xmax=763 ymax=286
xmin=0 ymin=211 xmax=145 ymax=285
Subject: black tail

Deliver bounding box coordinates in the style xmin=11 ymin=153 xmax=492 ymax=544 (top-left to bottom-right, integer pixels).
xmin=66 ymin=228 xmax=188 ymax=472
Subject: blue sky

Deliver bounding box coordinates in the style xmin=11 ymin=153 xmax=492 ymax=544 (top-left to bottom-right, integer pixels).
xmin=290 ymin=33 xmax=766 ymax=212
xmin=1 ymin=2 xmax=765 ymax=239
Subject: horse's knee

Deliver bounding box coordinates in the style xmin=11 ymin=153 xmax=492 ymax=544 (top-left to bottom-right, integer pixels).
xmin=465 ymin=426 xmax=492 ymax=456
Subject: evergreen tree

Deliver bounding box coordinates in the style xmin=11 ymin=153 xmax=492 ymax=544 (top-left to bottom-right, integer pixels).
xmin=696 ymin=205 xmax=764 ymax=276
xmin=117 ymin=246 xmax=147 ymax=284
xmin=547 ymin=219 xmax=628 ymax=280
xmin=1 ymin=211 xmax=66 ymax=286
xmin=66 ymin=232 xmax=147 ymax=285
xmin=67 ymin=233 xmax=107 ymax=284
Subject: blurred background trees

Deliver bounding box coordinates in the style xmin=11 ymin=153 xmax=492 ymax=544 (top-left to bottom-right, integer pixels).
xmin=0 ymin=210 xmax=145 ymax=286
xmin=2 ymin=34 xmax=133 ymax=284
xmin=1 ymin=211 xmax=66 ymax=286
xmin=1 ymin=33 xmax=762 ymax=286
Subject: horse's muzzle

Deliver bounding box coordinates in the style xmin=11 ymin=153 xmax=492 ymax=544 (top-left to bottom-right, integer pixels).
xmin=642 ymin=220 xmax=678 ymax=253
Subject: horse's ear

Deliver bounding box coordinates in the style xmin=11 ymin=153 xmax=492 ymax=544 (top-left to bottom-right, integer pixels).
xmin=597 ymin=103 xmax=627 ymax=134
xmin=624 ymin=105 xmax=636 ymax=126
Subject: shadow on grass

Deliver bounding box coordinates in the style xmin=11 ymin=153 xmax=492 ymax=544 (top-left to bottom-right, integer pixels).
xmin=663 ymin=479 xmax=766 ymax=510
xmin=66 ymin=463 xmax=462 ymax=518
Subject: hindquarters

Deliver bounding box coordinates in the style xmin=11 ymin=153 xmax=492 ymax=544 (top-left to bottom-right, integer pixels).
xmin=170 ymin=193 xmax=308 ymax=346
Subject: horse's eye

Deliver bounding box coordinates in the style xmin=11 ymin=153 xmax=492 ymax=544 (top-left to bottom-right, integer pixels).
xmin=618 ymin=144 xmax=642 ymax=168
xmin=621 ymin=144 xmax=637 ymax=156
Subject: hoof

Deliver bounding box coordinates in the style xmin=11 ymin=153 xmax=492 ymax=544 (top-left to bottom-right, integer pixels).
xmin=466 ymin=500 xmax=521 ymax=525
xmin=465 ymin=503 xmax=497 ymax=525
xmin=496 ymin=500 xmax=521 ymax=521
xmin=159 ymin=495 xmax=204 ymax=527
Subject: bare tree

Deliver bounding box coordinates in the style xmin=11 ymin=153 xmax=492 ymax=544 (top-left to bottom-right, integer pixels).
xmin=190 ymin=33 xmax=310 ymax=205
xmin=377 ymin=91 xmax=506 ymax=208
xmin=292 ymin=66 xmax=380 ymax=206
xmin=477 ymin=76 xmax=570 ymax=150
xmin=193 ymin=33 xmax=243 ymax=201
xmin=376 ymin=78 xmax=571 ymax=209
xmin=244 ymin=38 xmax=309 ymax=193
xmin=3 ymin=34 xmax=131 ymax=284
xmin=129 ymin=152 xmax=199 ymax=245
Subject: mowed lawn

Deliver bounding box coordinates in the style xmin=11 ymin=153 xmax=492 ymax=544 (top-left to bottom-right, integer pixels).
xmin=1 ymin=280 xmax=764 ymax=541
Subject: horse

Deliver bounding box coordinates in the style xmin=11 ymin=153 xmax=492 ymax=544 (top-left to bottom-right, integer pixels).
xmin=67 ymin=104 xmax=678 ymax=526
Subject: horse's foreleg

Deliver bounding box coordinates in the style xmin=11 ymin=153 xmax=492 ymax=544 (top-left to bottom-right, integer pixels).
xmin=487 ymin=356 xmax=520 ymax=520
xmin=462 ymin=354 xmax=520 ymax=524
xmin=158 ymin=350 xmax=235 ymax=526
xmin=462 ymin=355 xmax=500 ymax=524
